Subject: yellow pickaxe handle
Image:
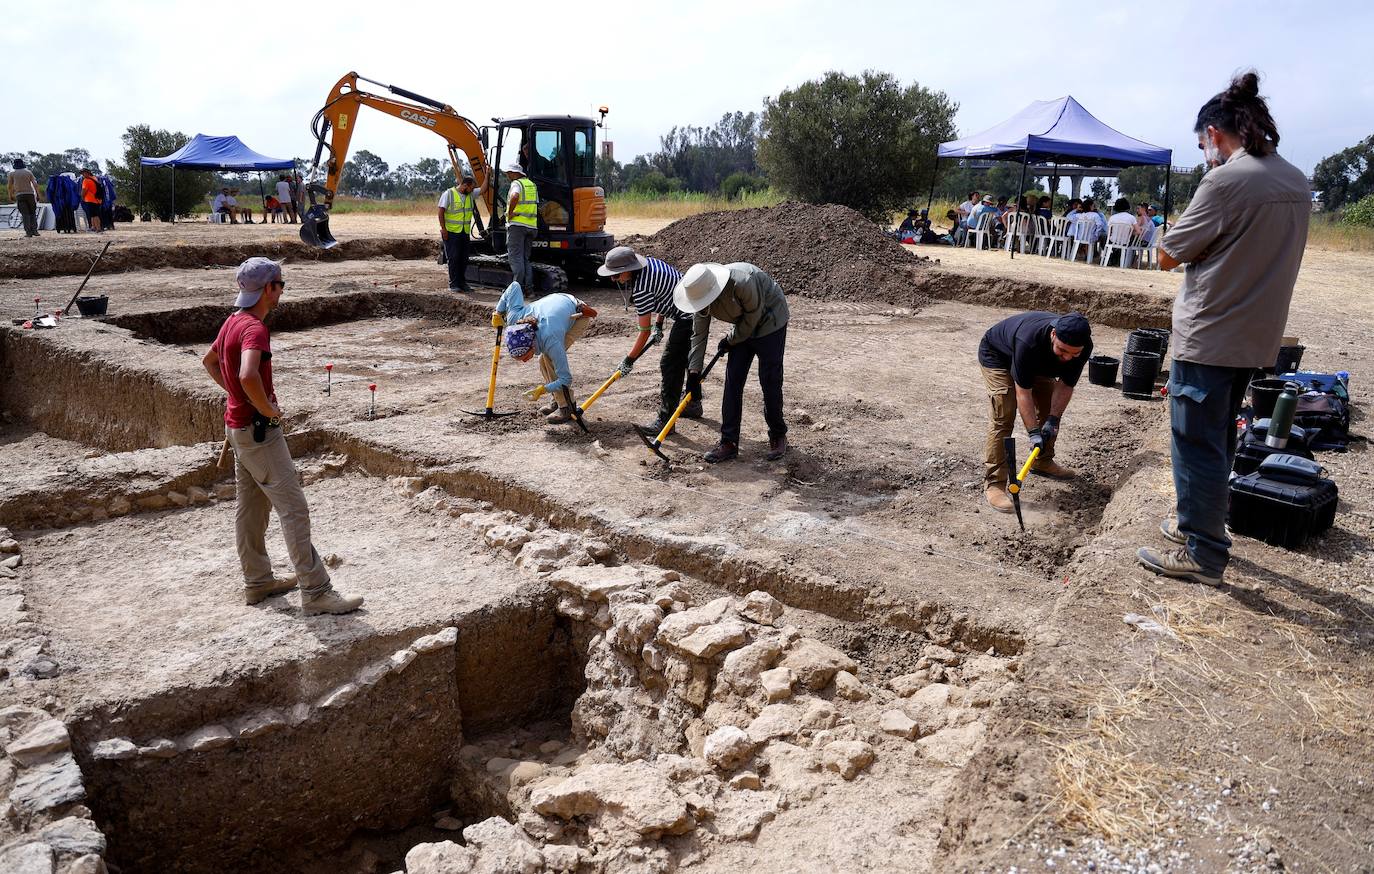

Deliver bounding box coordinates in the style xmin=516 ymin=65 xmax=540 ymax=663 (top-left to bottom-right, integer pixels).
xmin=1008 ymin=446 xmax=1040 ymax=494
xmin=484 ymin=340 xmax=501 ymax=410
xmin=654 ymin=390 xmax=694 ymax=445
xmin=579 ymin=369 xmax=622 ymax=415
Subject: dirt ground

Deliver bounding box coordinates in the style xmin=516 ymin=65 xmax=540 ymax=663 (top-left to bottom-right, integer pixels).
xmin=1 ymin=212 xmax=1371 ymax=873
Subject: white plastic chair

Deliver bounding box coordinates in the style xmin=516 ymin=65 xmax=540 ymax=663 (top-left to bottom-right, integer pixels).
xmin=1065 ymin=217 xmax=1099 ymax=263
xmin=1100 ymin=220 xmax=1141 ymax=268
xmin=1038 ymin=216 xmax=1070 ymax=258
xmin=1002 ymin=211 xmax=1032 ymax=254
xmin=964 ymin=211 xmax=995 ymax=251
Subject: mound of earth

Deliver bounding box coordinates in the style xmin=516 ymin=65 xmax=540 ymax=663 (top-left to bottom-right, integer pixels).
xmin=632 ymin=202 xmax=932 ymax=308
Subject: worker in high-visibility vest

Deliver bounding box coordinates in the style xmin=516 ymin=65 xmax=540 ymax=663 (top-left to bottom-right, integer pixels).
xmin=437 ymin=172 xmax=485 ymax=293
xmin=503 ymin=159 xmax=538 ymax=292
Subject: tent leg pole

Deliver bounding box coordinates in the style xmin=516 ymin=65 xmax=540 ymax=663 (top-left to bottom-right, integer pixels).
xmin=925 ymin=158 xmax=939 ymax=213
xmin=137 ymin=161 xmax=143 ymax=217
xmin=170 ymin=168 xmax=175 ymax=225
xmin=1012 ymin=150 xmax=1029 ymax=260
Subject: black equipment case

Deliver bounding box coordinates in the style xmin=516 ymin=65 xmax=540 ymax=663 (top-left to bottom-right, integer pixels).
xmin=1228 ymin=454 xmax=1338 ymax=549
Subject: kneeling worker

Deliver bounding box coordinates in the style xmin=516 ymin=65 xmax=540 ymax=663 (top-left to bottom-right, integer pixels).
xmin=676 ymin=262 xmax=790 ymax=463
xmin=493 ymin=282 xmax=598 ymax=424
xmin=596 ymin=245 xmax=702 ymax=434
xmin=978 ymin=311 xmax=1092 ymax=512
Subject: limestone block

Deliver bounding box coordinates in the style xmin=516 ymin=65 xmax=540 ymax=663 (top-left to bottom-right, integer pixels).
xmin=211 ymin=483 xmax=236 ymax=500
xmin=822 ymin=740 xmax=875 ymax=780
xmin=37 ymin=816 xmax=106 ymax=856
xmin=1 ymin=555 xmax=20 ymax=569
xmin=134 ymin=494 xmax=169 ymax=511
xmin=746 ymin=704 xmax=801 ymax=745
xmin=0 ymin=540 xmax=19 ymax=554
xmin=674 ymin=619 xmax=750 ymax=660
xmin=507 ymin=761 xmax=545 ymax=788
xmin=779 ymin=639 xmax=857 ymax=691
xmin=833 ymin=670 xmax=870 ymax=701
xmin=879 ymin=709 xmax=919 ymax=740
xmin=703 ymin=726 xmax=754 ymax=771
xmin=183 ymin=725 xmax=234 ymax=752
xmin=758 ymin=742 xmax=821 ymax=802
xmin=413 ymin=626 xmax=458 ymax=653
xmin=357 ymin=662 xmax=391 ymax=687
xmin=607 ymin=602 xmax=663 ymax=653
xmin=185 ymin=486 xmax=210 ymax=504
xmin=924 ymin=644 xmax=962 ymax=665
xmin=531 ymin=762 xmax=692 ymax=836
xmin=462 ymin=816 xmax=544 ymax=873
xmin=10 ymin=753 xmax=85 ymax=812
xmin=137 ymin=739 xmax=178 ymax=759
xmin=234 ymin=710 xmax=287 ymax=740
xmin=64 ymin=854 xmax=107 ymax=874
xmin=889 ymin=672 xmax=927 ymax=697
xmin=541 ymin=844 xmax=586 ymax=873
xmin=91 ymin=738 xmax=138 ymax=761
xmin=555 ymin=593 xmax=594 ymax=621
xmin=6 ymin=719 xmax=71 ymax=766
xmin=759 ymin=667 xmax=795 ymax=703
xmin=107 ymin=496 xmax=133 ymax=515
xmin=483 ymin=524 xmax=531 ymax=551
xmin=404 ymin=841 xmax=475 ymax=874
xmin=916 ymin=721 xmax=986 ymax=766
xmin=905 ymin=683 xmax=954 ymax=736
xmin=0 ymin=842 xmax=55 ymax=874
xmin=548 ymin=565 xmax=653 ymax=602
xmin=729 ymin=770 xmax=762 ymax=790
xmin=712 ymin=789 xmax=780 ymax=840
xmin=317 ymin=683 xmax=359 ymax=710
xmin=800 ymin=699 xmax=838 ymax=730
xmin=166 ymin=491 xmax=189 ymax=508
xmin=652 ymin=581 xmax=691 ymax=609
xmin=718 ymin=637 xmax=783 ymax=694
xmin=738 ymin=590 xmax=784 ymax=625
xmin=655 ymin=597 xmax=735 ymax=648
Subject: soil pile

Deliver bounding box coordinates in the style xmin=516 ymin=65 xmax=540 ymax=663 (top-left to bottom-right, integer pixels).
xmin=633 ymin=202 xmax=932 ymax=308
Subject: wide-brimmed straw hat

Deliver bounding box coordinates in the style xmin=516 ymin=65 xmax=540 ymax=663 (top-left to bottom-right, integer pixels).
xmin=597 ymin=246 xmax=648 ymax=277
xmin=672 ymin=263 xmax=732 ymax=314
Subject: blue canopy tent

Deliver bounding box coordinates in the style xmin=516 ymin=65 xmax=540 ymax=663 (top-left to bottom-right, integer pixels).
xmin=931 ymin=97 xmax=1173 ymax=256
xmin=139 ymin=134 xmax=294 ymax=222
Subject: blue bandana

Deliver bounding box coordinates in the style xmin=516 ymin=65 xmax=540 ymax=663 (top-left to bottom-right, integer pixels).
xmin=504 ymin=323 xmax=537 ymax=359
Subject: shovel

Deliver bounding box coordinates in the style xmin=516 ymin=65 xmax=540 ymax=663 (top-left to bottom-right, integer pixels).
xmin=461 ymin=326 xmax=519 ymax=420
xmin=635 ymin=346 xmax=727 ymax=464
xmin=1003 ymin=436 xmax=1041 ymax=531
xmin=574 ymin=331 xmax=663 ymax=420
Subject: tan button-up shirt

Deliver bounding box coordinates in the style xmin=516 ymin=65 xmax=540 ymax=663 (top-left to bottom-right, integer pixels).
xmin=1162 ymin=148 xmax=1309 ymax=368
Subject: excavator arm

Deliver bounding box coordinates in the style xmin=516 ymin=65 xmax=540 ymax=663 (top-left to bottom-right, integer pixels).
xmin=301 ymin=72 xmax=494 ymax=247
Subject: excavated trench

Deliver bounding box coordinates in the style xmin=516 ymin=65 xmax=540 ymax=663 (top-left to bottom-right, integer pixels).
xmin=0 ymin=281 xmax=1179 ymax=873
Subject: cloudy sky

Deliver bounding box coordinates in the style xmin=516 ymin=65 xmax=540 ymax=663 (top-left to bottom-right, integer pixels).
xmin=5 ymin=0 xmax=1371 ymax=177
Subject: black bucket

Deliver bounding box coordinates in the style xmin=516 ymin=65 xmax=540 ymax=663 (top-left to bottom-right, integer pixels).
xmin=1250 ymin=377 xmax=1297 ymax=419
xmin=1121 ymin=352 xmax=1161 ymax=399
xmin=1088 ymin=355 xmax=1119 ymax=387
xmin=74 ymin=295 xmax=108 ymax=317
xmin=1125 ymin=329 xmax=1165 ymax=358
xmin=1273 ymin=344 xmax=1305 ymax=374
xmin=1141 ymin=328 xmax=1170 ymax=359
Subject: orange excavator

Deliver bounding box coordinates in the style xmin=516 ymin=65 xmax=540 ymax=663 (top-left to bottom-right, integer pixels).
xmin=299 ymin=72 xmax=615 ymax=293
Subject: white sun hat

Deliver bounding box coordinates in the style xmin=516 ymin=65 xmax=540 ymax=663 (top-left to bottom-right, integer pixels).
xmin=502 ymin=159 xmax=524 ymax=174
xmin=672 ymin=263 xmax=732 ymax=314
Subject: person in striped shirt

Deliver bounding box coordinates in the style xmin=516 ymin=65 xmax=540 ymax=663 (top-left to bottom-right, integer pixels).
xmin=597 ymin=246 xmax=703 ymax=433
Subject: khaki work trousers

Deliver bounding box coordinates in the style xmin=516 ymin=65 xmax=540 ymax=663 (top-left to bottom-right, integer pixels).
xmin=981 ymin=366 xmax=1057 ymax=489
xmin=228 ymin=425 xmax=331 ymax=596
xmin=539 ymin=315 xmax=592 ymax=407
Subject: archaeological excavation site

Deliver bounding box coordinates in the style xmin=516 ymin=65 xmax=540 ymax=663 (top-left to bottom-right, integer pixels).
xmin=1 ymin=208 xmax=1371 ymax=874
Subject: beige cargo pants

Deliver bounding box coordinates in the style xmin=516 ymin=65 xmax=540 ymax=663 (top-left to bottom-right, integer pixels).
xmin=538 ymin=314 xmax=592 ymax=408
xmin=980 ymin=366 xmax=1057 ymax=489
xmin=228 ymin=425 xmax=331 ymax=597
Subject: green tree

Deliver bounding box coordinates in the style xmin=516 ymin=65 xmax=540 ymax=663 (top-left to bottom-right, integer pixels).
xmin=108 ymin=125 xmax=209 ymax=221
xmin=758 ymin=70 xmax=957 ymax=221
xmin=340 ymin=149 xmax=390 ymax=197
xmin=1088 ymin=178 xmax=1114 ymax=206
xmin=1312 ymin=134 xmax=1374 ymax=210
xmin=1 ymin=149 xmax=100 ymax=186
xmin=1116 ymin=165 xmax=1166 ymax=203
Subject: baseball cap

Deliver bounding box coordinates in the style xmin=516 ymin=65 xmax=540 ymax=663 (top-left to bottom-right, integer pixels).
xmin=234 ymin=257 xmax=283 ymax=308
xmin=1054 ymin=312 xmax=1091 ymax=347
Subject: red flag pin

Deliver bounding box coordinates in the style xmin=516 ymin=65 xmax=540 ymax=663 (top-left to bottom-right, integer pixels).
xmin=323 ymin=363 xmax=334 ymax=395
xmin=368 ymin=383 xmax=378 ymax=419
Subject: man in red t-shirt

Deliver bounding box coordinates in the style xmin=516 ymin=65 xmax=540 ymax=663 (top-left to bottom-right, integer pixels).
xmin=202 ymin=257 xmax=362 ymax=615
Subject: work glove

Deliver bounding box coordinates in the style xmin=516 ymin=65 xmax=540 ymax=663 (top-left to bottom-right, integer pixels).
xmin=685 ymin=371 xmax=702 ymax=400
xmin=523 ymin=385 xmax=547 ymax=403
xmin=491 ymin=311 xmax=505 ymax=328
xmin=1040 ymin=415 xmax=1061 ymax=442
xmin=717 ymin=336 xmax=732 ymax=355
xmin=617 ymin=356 xmax=635 ymax=376
xmin=1027 ymin=427 xmax=1045 ymax=452
xmin=650 ymin=322 xmax=664 ymax=344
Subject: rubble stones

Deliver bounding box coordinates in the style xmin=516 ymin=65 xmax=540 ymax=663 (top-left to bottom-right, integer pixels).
xmin=484 ymin=524 xmax=531 ymax=551
xmin=234 ymin=710 xmax=287 ymax=740
xmin=0 ymin=842 xmax=55 ymax=874
xmin=916 ymin=722 xmax=986 ymax=766
xmin=91 ymin=738 xmax=138 ymax=760
xmin=549 ymin=566 xmax=653 ymax=602
xmin=703 ymin=726 xmax=754 ymax=771
xmin=1 ymin=555 xmax=21 ymax=569
xmin=880 ymin=709 xmax=920 ymax=740
xmin=166 ymin=491 xmax=189 ymax=507
xmin=413 ymin=626 xmax=458 ymax=653
xmin=37 ymin=816 xmax=105 ymax=856
xmin=107 ymin=496 xmax=133 ymax=515
xmin=821 ymin=740 xmax=875 ymax=780
xmin=507 ymin=761 xmax=545 ymax=787
xmin=904 ymin=683 xmax=954 ymax=736
xmin=212 ymin=483 xmax=236 ymax=500
xmin=779 ymin=639 xmax=857 ymax=690
xmin=584 ymin=541 xmax=615 ymax=562
xmin=531 ymin=762 xmax=692 ymax=836
xmin=799 ymin=699 xmax=838 ymax=730
xmin=889 ymin=673 xmax=926 ymax=697
xmin=738 ymin=590 xmax=784 ymax=625
xmin=462 ymin=816 xmax=545 ymax=872
xmin=718 ymin=637 xmax=783 ymax=694
xmin=317 ymin=683 xmax=359 ymax=710
xmin=65 ymin=855 xmax=107 ymax=874
xmin=746 ymin=704 xmax=801 ymax=744
xmin=183 ymin=725 xmax=234 ymax=752
xmin=759 ymin=667 xmax=795 ymax=702
xmin=10 ymin=753 xmax=85 ymax=812
xmin=405 ymin=840 xmax=475 ymax=874
xmin=655 ymin=597 xmax=735 ymax=648
xmin=729 ymin=770 xmax=762 ymax=790
xmin=0 ymin=539 xmax=19 ymax=554
xmin=674 ymin=619 xmax=750 ymax=659
xmin=185 ymin=485 xmax=209 ymax=504
xmin=6 ymin=719 xmax=71 ymax=766
xmin=138 ymin=738 xmax=178 ymax=759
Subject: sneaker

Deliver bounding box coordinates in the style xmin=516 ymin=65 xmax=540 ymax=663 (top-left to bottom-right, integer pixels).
xmin=244 ymin=575 xmax=297 ymax=605
xmin=1160 ymin=518 xmax=1186 ymax=545
xmin=704 ymin=441 xmax=738 ymax=463
xmin=641 ymin=416 xmax=673 ymax=436
xmin=985 ymin=486 xmax=1014 ymax=514
xmin=302 ymin=589 xmax=365 ymax=616
xmin=682 ymin=399 xmax=704 ymax=419
xmin=546 ymin=406 xmax=574 ymax=425
xmin=1030 ymin=458 xmax=1076 ymax=480
xmin=766 ymin=435 xmax=789 ymax=461
xmin=1136 ymin=546 xmax=1222 ymax=586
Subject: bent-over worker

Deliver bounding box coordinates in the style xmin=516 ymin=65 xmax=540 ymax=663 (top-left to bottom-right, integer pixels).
xmin=438 ymin=172 xmax=485 ymax=293
xmin=202 ymin=258 xmax=363 ymax=616
xmin=596 ymin=246 xmax=703 ymax=434
xmin=503 ymin=160 xmax=538 ymax=292
xmin=677 ymin=262 xmax=790 ymax=463
xmin=494 ymin=282 xmax=597 ymax=425
xmin=978 ymin=311 xmax=1092 ymax=513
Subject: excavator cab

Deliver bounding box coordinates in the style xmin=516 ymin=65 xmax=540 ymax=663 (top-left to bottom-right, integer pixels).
xmin=487 ymin=116 xmax=613 ymax=268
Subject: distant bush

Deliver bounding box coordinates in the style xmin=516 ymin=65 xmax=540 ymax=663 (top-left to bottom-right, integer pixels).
xmin=720 ymin=172 xmax=768 ymax=200
xmin=629 ymin=171 xmax=683 ymax=196
xmin=1341 ymin=194 xmax=1374 ymax=228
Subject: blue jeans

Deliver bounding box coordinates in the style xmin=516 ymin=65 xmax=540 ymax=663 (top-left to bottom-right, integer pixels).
xmin=1167 ymin=360 xmax=1252 ymax=574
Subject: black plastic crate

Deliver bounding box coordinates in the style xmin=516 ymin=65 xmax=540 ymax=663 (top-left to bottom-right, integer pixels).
xmin=1228 ymin=470 xmax=1337 ymax=549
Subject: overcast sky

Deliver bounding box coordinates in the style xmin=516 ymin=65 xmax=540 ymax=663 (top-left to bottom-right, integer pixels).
xmin=5 ymin=0 xmax=1372 ymax=179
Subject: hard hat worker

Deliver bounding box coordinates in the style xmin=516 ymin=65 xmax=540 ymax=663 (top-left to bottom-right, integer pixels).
xmin=677 ymin=262 xmax=791 ymax=464
xmin=596 ymin=246 xmax=703 ymax=434
xmin=978 ymin=311 xmax=1092 ymax=513
xmin=201 ymin=258 xmax=363 ymax=615
xmin=438 ymin=171 xmax=485 ymax=293
xmin=493 ymin=281 xmax=598 ymax=424
xmin=502 ymin=159 xmax=538 ymax=293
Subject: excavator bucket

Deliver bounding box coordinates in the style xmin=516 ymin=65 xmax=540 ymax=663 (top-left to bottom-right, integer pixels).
xmin=300 ymin=205 xmax=338 ymax=249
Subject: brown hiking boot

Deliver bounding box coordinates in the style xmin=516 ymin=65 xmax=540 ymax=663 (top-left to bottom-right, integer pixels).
xmin=546 ymin=406 xmax=574 ymax=425
xmin=704 ymin=441 xmax=738 ymax=463
xmin=301 ymin=589 xmax=364 ymax=616
xmin=244 ymin=575 xmax=297 ymax=605
xmin=766 ymin=435 xmax=789 ymax=461
xmin=538 ymin=398 xmax=559 ymax=416
xmin=1136 ymin=546 xmax=1222 ymax=586
xmin=985 ymin=486 xmax=1014 ymax=513
xmin=1030 ymin=458 xmax=1076 ymax=480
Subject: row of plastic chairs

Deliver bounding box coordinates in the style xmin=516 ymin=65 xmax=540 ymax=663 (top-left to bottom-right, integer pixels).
xmin=963 ymin=212 xmax=1159 ymax=269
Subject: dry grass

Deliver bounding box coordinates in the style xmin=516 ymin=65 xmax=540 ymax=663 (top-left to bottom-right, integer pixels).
xmin=1306 ymin=213 xmax=1374 ymax=252
xmin=606 ymin=189 xmax=782 ymax=220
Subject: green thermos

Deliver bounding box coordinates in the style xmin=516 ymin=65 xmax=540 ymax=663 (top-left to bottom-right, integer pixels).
xmin=1265 ymin=382 xmax=1299 ymax=449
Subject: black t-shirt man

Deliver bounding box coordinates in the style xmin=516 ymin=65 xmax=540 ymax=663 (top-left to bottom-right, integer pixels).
xmin=978 ymin=311 xmax=1092 ymax=388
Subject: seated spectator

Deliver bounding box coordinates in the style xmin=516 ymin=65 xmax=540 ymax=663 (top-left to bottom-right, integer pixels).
xmin=212 ymin=187 xmax=239 ymax=224
xmin=263 ymin=195 xmax=283 ymax=223
xmin=943 ymin=209 xmax=962 ymax=245
xmin=995 ymin=196 xmax=1009 ymax=216
xmin=957 ymin=190 xmax=979 ymax=227
xmin=1135 ymin=203 xmax=1156 ymax=244
xmin=967 ymin=195 xmax=999 ymax=243
xmin=1080 ymin=198 xmax=1107 ymax=242
xmin=1063 ymin=198 xmax=1083 ymax=220
xmin=897 ymin=209 xmax=920 ymax=238
xmin=1036 ymin=196 xmax=1053 ymax=219
xmin=1147 ymin=204 xmax=1164 ymax=226
xmin=229 ymin=188 xmax=252 ymax=223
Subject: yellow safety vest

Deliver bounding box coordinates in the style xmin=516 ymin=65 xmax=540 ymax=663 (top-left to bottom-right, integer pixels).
xmin=444 ymin=188 xmax=474 ymax=234
xmin=509 ymin=176 xmax=538 ymax=228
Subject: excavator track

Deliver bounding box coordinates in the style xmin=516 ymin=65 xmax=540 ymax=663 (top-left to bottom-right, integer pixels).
xmin=466 ymin=255 xmax=568 ymax=297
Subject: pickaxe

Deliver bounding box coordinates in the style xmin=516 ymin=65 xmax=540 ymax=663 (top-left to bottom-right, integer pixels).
xmin=1003 ymin=436 xmax=1041 ymax=532
xmin=574 ymin=330 xmax=663 ymax=421
xmin=635 ymin=346 xmax=727 ymax=464
xmin=461 ymin=325 xmax=519 ymax=419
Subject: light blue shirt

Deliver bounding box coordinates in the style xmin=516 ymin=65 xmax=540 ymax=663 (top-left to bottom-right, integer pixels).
xmin=968 ymin=203 xmax=998 ymax=229
xmin=495 ymin=283 xmax=582 ymax=393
